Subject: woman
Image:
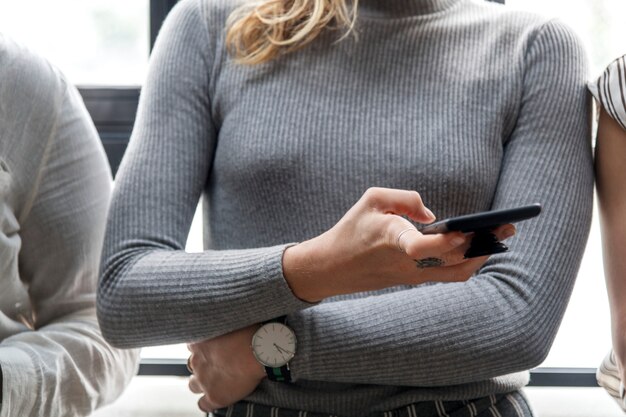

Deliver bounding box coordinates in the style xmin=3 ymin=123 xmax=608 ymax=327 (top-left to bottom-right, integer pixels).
xmin=97 ymin=0 xmax=593 ymax=416
xmin=591 ymin=55 xmax=626 ymax=411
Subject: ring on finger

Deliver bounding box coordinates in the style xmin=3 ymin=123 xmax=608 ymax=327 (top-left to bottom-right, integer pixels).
xmin=396 ymin=228 xmax=417 ymax=252
xmin=186 ymin=356 xmax=193 ymax=374
xmin=415 ymin=257 xmax=445 ymax=269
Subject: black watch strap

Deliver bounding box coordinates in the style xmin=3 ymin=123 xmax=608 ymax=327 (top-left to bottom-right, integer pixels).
xmin=263 ymin=316 xmax=287 ymax=325
xmin=265 ymin=364 xmax=292 ymax=382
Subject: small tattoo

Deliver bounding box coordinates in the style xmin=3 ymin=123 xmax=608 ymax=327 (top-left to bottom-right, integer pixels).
xmin=415 ymin=257 xmax=444 ymax=269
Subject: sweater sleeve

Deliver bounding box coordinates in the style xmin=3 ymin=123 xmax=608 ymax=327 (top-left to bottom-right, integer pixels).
xmin=97 ymin=0 xmax=313 ymax=348
xmin=0 ymin=56 xmax=138 ymax=416
xmin=284 ymin=20 xmax=593 ymax=386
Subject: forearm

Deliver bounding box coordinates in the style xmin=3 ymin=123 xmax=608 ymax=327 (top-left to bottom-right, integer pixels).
xmin=99 ymin=244 xmax=314 ymax=347
xmin=0 ymin=309 xmax=138 ymax=417
xmin=12 ymin=68 xmax=138 ymax=416
xmin=285 ymin=19 xmax=593 ymax=386
xmin=596 ymin=108 xmax=626 ymax=329
xmin=600 ymin=222 xmax=626 ymax=325
xmin=287 ymin=223 xmax=589 ymax=387
xmin=284 ymin=174 xmax=592 ymax=385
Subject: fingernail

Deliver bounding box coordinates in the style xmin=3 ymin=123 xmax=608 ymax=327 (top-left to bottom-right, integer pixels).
xmin=503 ymin=227 xmax=516 ymax=239
xmin=451 ymin=236 xmax=465 ymax=247
xmin=424 ymin=207 xmax=436 ymax=221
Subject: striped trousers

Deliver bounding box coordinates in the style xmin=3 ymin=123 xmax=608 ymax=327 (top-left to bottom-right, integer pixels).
xmin=213 ymin=391 xmax=534 ymax=417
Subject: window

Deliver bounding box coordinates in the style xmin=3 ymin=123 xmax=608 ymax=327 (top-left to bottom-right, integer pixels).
xmin=508 ymin=0 xmax=626 ymax=76
xmin=0 ymin=0 xmax=149 ymax=85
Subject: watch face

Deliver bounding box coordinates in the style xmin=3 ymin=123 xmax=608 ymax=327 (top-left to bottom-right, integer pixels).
xmin=252 ymin=323 xmax=296 ymax=368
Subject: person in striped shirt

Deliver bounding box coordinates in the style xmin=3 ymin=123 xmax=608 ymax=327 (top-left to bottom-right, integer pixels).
xmin=592 ymin=55 xmax=626 ymax=411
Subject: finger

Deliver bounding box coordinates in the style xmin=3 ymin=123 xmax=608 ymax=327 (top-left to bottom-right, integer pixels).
xmin=407 ymin=225 xmax=515 ymax=266
xmin=361 ymin=187 xmax=436 ymax=223
xmin=199 ymin=395 xmax=222 ymax=414
xmin=186 ymin=356 xmax=194 ymax=374
xmin=189 ymin=353 xmax=206 ymax=375
xmin=397 ymin=226 xmax=468 ymax=260
xmin=188 ymin=375 xmax=204 ymax=394
xmin=491 ymin=224 xmax=516 ymax=241
xmin=198 ymin=396 xmax=212 ymax=413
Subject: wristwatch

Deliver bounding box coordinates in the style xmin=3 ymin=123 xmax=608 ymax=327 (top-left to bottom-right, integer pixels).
xmin=251 ymin=317 xmax=296 ymax=382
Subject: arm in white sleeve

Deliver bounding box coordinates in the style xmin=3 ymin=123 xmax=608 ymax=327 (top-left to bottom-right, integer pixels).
xmin=0 ymin=50 xmax=138 ymax=416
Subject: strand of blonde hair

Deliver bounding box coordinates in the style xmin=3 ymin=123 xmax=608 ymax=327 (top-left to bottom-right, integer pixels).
xmin=226 ymin=0 xmax=359 ymax=65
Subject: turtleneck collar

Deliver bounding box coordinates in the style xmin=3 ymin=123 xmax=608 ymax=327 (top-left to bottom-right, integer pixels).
xmin=356 ymin=0 xmax=463 ymax=18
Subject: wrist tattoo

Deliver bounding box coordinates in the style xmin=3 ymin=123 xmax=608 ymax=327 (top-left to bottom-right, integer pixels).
xmin=415 ymin=257 xmax=444 ymax=269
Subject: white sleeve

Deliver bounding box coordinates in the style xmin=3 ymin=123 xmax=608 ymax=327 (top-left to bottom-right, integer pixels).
xmin=0 ymin=63 xmax=139 ymax=416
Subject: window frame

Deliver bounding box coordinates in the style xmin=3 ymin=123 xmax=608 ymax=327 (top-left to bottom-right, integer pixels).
xmin=80 ymin=0 xmax=595 ymax=387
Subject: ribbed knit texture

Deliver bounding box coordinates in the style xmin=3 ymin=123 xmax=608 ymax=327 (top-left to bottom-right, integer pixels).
xmin=98 ymin=0 xmax=593 ymax=415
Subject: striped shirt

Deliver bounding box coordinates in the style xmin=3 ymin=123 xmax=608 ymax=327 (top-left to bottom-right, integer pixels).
xmin=589 ymin=55 xmax=626 ymax=129
xmin=214 ymin=392 xmax=534 ymax=417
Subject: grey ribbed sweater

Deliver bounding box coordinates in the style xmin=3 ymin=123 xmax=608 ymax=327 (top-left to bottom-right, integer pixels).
xmin=98 ymin=0 xmax=593 ymax=415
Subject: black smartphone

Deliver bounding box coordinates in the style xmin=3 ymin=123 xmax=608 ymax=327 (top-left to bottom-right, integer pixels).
xmin=420 ymin=204 xmax=542 ymax=258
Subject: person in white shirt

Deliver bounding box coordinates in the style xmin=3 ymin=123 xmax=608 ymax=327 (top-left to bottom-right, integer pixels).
xmin=0 ymin=34 xmax=138 ymax=416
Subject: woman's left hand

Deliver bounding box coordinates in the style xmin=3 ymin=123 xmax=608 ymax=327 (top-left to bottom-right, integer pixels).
xmin=187 ymin=324 xmax=266 ymax=412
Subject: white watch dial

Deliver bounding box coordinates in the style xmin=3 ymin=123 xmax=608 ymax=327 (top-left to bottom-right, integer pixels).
xmin=252 ymin=322 xmax=296 ymax=368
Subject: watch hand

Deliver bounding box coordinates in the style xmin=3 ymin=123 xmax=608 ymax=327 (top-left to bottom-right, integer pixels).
xmin=273 ymin=343 xmax=289 ymax=362
xmin=273 ymin=343 xmax=294 ymax=356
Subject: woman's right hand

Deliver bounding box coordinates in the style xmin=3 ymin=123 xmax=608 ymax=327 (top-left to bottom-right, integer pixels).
xmin=283 ymin=187 xmax=515 ymax=303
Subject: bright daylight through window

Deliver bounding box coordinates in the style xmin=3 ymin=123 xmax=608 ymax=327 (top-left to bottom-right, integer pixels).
xmin=0 ymin=0 xmax=149 ymax=85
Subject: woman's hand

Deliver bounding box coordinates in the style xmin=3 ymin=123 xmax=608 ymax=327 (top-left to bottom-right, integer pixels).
xmin=187 ymin=324 xmax=266 ymax=412
xmin=283 ymin=187 xmax=515 ymax=302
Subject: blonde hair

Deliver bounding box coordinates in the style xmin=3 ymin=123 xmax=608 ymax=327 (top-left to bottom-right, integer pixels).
xmin=226 ymin=0 xmax=359 ymax=65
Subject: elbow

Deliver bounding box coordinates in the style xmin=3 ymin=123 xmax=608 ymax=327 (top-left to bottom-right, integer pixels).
xmin=97 ymin=246 xmax=152 ymax=349
xmin=97 ymin=265 xmax=139 ymax=349
xmin=97 ymin=311 xmax=145 ymax=350
xmin=503 ymin=318 xmax=554 ymax=371
xmin=96 ymin=297 xmax=134 ymax=349
xmin=517 ymin=341 xmax=551 ymax=371
xmin=97 ymin=282 xmax=148 ymax=349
